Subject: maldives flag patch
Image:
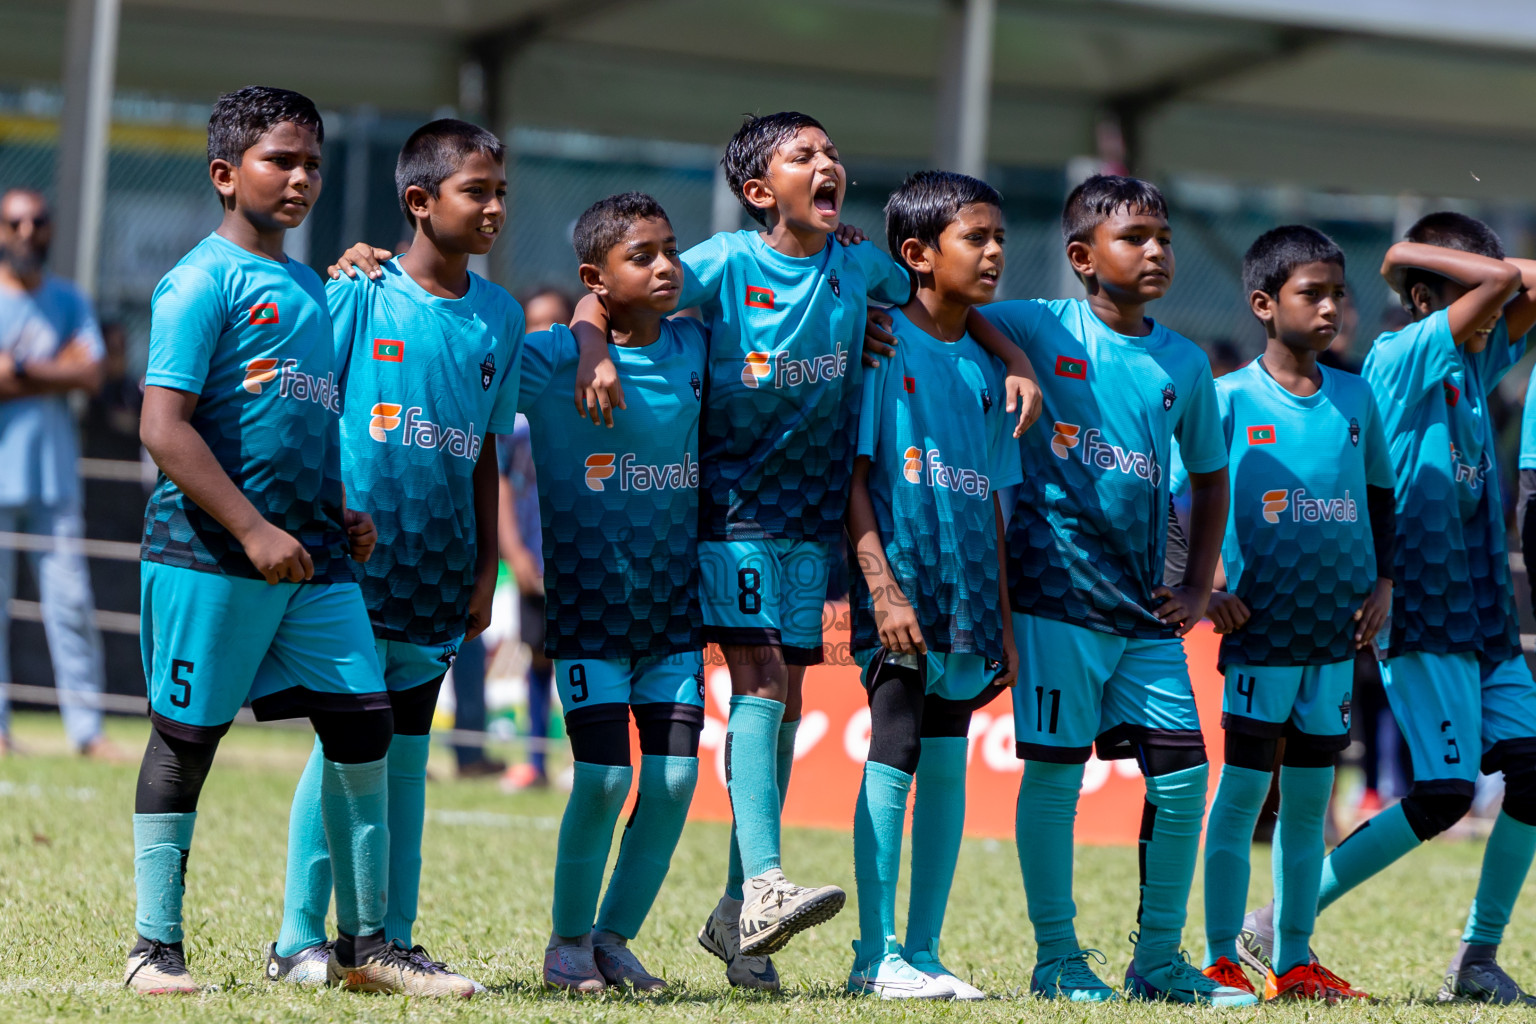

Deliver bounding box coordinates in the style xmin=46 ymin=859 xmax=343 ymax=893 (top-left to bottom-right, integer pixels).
xmin=373 ymin=339 xmax=404 ymax=363
xmin=903 ymin=376 xmax=916 ymax=393
xmin=745 ymin=286 xmax=775 ymax=310
xmin=248 ymin=302 xmax=278 ymax=325
xmin=1054 ymin=355 xmax=1087 ymax=379
xmin=1248 ymin=424 xmax=1277 ymax=445
xmin=1444 ymin=380 xmax=1461 ymax=406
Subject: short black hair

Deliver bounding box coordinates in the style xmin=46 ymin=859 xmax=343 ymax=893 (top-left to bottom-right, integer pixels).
xmin=722 ymin=112 xmax=826 ymax=225
xmin=883 ymin=170 xmax=1003 ymax=269
xmin=1241 ymin=224 xmax=1345 ymax=298
xmin=1400 ymin=211 xmax=1505 ymax=305
xmin=1061 ymin=174 xmax=1167 ymax=245
xmin=395 ymin=118 xmax=505 ymax=225
xmin=207 ymin=86 xmax=323 ymax=166
xmin=573 ymin=192 xmax=670 ymax=267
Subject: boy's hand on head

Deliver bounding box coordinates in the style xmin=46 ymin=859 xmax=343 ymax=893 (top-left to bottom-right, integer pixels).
xmin=327 ymin=243 xmax=392 ymax=281
xmin=343 ymin=508 xmax=377 ymax=563
xmin=1004 ymin=373 xmax=1043 ymax=438
xmin=833 ymin=223 xmax=867 ymax=247
xmin=1151 ymin=583 xmax=1210 ymax=637
xmin=243 ymin=522 xmax=314 ymax=584
xmin=1205 ymin=590 xmax=1250 ymax=634
xmin=463 ymin=572 xmax=497 ymax=642
xmin=1354 ymin=578 xmax=1393 ymax=648
xmin=862 ymin=307 xmax=897 ymax=368
xmin=873 ymin=589 xmax=926 ymax=656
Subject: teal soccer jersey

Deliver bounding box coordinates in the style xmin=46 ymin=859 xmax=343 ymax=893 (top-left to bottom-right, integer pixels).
xmin=1363 ymin=309 xmax=1524 ymax=662
xmin=677 ymin=231 xmax=912 ymax=544
xmin=518 ymin=321 xmax=707 ymax=660
xmin=329 ymin=260 xmax=524 ymax=645
xmin=981 ymin=298 xmax=1226 ymax=638
xmin=141 ymin=232 xmax=349 ymax=582
xmin=850 ymin=308 xmax=1022 ymax=661
xmin=1195 ymin=360 xmax=1394 ymax=669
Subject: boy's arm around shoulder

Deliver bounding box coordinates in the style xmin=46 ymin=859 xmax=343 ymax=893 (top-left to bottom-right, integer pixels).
xmin=966 ymin=308 xmax=1041 ymax=438
xmin=571 ymin=292 xmax=624 ymax=427
xmin=846 ymin=456 xmax=924 ymax=656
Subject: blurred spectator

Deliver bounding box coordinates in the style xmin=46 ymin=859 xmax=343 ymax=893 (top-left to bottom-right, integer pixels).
xmin=449 ymin=632 xmax=502 ymax=777
xmin=1206 ymin=338 xmax=1244 ymax=378
xmin=81 ymin=319 xmax=142 ymax=460
xmin=0 ymin=188 xmax=118 ymax=759
xmin=521 ymin=287 xmax=574 ymax=334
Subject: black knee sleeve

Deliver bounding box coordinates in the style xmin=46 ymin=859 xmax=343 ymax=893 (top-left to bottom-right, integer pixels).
xmin=864 ymin=650 xmax=925 ymax=775
xmin=135 ymin=725 xmax=221 ymax=814
xmin=1223 ymin=732 xmax=1278 ymax=772
xmin=1501 ymin=760 xmax=1536 ymax=827
xmin=921 ymin=683 xmax=1004 ymax=738
xmin=566 ymin=704 xmax=632 ymax=767
xmin=634 ymin=702 xmax=704 ymax=758
xmin=1400 ymin=785 xmax=1474 ymax=841
xmin=1282 ymin=732 xmax=1340 ymax=769
xmin=1137 ymin=739 xmax=1209 ymax=778
xmin=311 ymin=707 xmax=394 ymax=763
xmin=388 ymin=676 xmax=444 ymax=736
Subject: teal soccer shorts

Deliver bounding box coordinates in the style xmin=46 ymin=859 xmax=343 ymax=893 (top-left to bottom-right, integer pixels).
xmin=1011 ymin=612 xmax=1203 ymax=764
xmin=140 ymin=561 xmax=387 ymax=740
xmin=1221 ymin=660 xmax=1354 ymax=750
xmin=856 ymin=648 xmax=1002 ymax=702
xmin=1382 ymin=651 xmax=1536 ymax=792
xmin=375 ymin=636 xmax=461 ymax=692
xmin=554 ymin=650 xmax=706 ymax=714
xmin=699 ymin=539 xmax=829 ymax=664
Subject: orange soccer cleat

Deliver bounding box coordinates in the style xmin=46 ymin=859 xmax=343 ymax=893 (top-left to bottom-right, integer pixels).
xmin=1266 ymin=960 xmax=1371 ymax=1003
xmin=1204 ymin=956 xmax=1256 ymax=995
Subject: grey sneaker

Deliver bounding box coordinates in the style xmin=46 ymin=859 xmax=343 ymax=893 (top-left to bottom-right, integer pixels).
xmin=1439 ymin=943 xmax=1536 ymax=1005
xmin=263 ymin=940 xmax=331 ymax=987
xmin=738 ymin=868 xmax=845 ymax=956
xmin=543 ymin=941 xmax=605 ymax=994
xmin=1237 ymin=904 xmax=1275 ymax=974
xmin=123 ymin=936 xmax=199 ymax=995
xmin=593 ymin=940 xmax=665 ymax=992
xmin=697 ymin=894 xmax=779 ymax=990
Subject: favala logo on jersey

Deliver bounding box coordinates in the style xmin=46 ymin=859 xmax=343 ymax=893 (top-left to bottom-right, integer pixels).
xmin=368 ymin=402 xmax=481 ymax=460
xmin=584 ymin=452 xmax=698 ymax=492
xmin=1049 ymin=422 xmax=1161 ymax=486
xmin=1261 ymin=489 xmax=1289 ymax=523
xmin=741 ymin=351 xmax=772 ymax=388
xmin=1262 ymin=488 xmax=1358 ymax=524
xmin=1450 ymin=441 xmax=1489 ymax=489
xmin=242 ymin=358 xmax=279 ymax=394
xmin=902 ymin=446 xmax=923 ymax=483
xmin=739 ymin=345 xmax=848 ymax=390
xmin=911 ymin=448 xmax=992 ymax=499
xmin=242 ymin=358 xmax=340 ymax=412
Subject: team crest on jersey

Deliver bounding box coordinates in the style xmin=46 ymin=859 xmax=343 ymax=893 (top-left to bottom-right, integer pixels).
xmin=242 ymin=358 xmax=279 ymax=394
xmin=1444 ymin=380 xmax=1461 ymax=406
xmin=1161 ymin=382 xmax=1176 ymax=410
xmin=479 ymin=352 xmax=496 ymax=391
xmin=689 ymin=372 xmax=701 ymax=400
xmin=902 ymin=446 xmax=923 ymax=483
xmin=980 ymin=387 xmax=992 ymax=413
xmin=248 ymin=302 xmax=279 ymax=325
xmin=828 ymin=271 xmax=840 ymax=297
xmin=1261 ymin=489 xmax=1289 ymax=524
xmin=1349 ymin=417 xmax=1361 ymax=447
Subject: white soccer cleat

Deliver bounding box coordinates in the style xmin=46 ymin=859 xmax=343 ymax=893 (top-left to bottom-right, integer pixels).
xmin=847 ymin=941 xmax=954 ymax=1000
xmin=737 ymin=868 xmax=845 ymax=956
xmin=909 ymin=943 xmax=986 ymax=1000
xmin=123 ymin=937 xmax=199 ymax=995
xmin=697 ymin=894 xmax=780 ymax=990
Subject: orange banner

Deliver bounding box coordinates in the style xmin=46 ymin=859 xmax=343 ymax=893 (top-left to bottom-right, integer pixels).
xmin=686 ymin=607 xmax=1227 ymax=845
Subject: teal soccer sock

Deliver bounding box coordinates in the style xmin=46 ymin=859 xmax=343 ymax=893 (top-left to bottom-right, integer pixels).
xmin=1133 ymin=762 xmax=1209 ymax=975
xmin=854 ymin=760 xmax=912 ymax=964
xmin=1273 ymin=765 xmax=1334 ymax=973
xmin=1318 ymin=802 xmax=1421 ymax=913
xmin=383 ymin=733 xmax=431 ymax=946
xmin=725 ymin=714 xmax=797 ymax=900
xmin=596 ymin=755 xmax=698 ymax=939
xmin=904 ymin=736 xmax=967 ymax=958
xmin=1201 ymin=764 xmax=1270 ymax=967
xmin=133 ymin=812 xmax=196 ymax=943
xmin=320 ymin=757 xmax=389 ymax=939
xmin=276 ymin=739 xmax=331 ymax=956
xmin=725 ymin=696 xmax=784 ymax=881
xmin=552 ymin=761 xmax=632 ymax=938
xmin=1462 ymin=811 xmax=1536 ymax=945
xmin=1017 ymin=760 xmax=1084 ymax=962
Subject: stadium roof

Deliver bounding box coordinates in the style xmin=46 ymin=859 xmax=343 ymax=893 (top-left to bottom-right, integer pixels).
xmin=6 ymin=0 xmax=1536 ymax=287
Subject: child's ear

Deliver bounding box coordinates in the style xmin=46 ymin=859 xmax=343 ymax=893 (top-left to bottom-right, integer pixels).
xmin=1249 ymin=289 xmax=1275 ymax=326
xmin=404 ymin=185 xmax=433 ymax=226
xmin=1066 ymin=239 xmax=1094 ymax=280
xmin=1409 ymin=281 xmax=1435 ymax=317
xmin=898 ymin=238 xmax=930 ymax=276
xmin=209 ymin=159 xmax=237 ymax=208
xmin=577 ymin=262 xmax=607 ymax=298
xmin=739 ymin=178 xmax=774 ymax=217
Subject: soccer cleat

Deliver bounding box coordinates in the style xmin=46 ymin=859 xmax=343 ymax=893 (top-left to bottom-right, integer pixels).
xmin=264 ymin=940 xmax=331 ymax=987
xmin=397 ymin=942 xmax=481 ymax=995
xmin=1236 ymin=904 xmax=1275 ymax=974
xmin=543 ymin=941 xmax=606 ymax=994
xmin=1030 ymin=948 xmax=1117 ymax=1001
xmin=1126 ymin=952 xmax=1259 ymax=1007
xmin=737 ymin=868 xmax=845 ymax=956
xmin=124 ymin=936 xmax=199 ymax=994
xmin=593 ymin=940 xmax=666 ymax=992
xmin=1267 ymin=960 xmax=1371 ymax=1002
xmin=1204 ymin=956 xmax=1256 ymax=995
xmin=697 ymin=895 xmax=779 ymax=991
xmin=847 ymin=942 xmax=954 ymax=1000
xmin=328 ymin=937 xmax=475 ymax=996
xmin=909 ymin=944 xmax=986 ymax=1000
xmin=1438 ymin=943 xmax=1536 ymax=1005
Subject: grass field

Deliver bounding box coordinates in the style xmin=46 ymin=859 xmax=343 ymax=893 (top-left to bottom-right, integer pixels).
xmin=2 ymin=711 xmax=1533 ymax=1023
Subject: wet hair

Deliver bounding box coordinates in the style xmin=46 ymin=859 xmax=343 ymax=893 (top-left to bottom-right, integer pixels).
xmin=1061 ymin=174 xmax=1167 ymax=245
xmin=396 ymin=118 xmax=505 ymax=225
xmin=1241 ymin=225 xmax=1345 ymax=299
xmin=572 ymin=192 xmax=670 ymax=267
xmin=884 ymin=170 xmax=1002 ymax=269
xmin=1400 ymin=211 xmax=1506 ymax=306
xmin=207 ymin=86 xmax=323 ymax=166
xmin=722 ymin=111 xmax=827 ymax=225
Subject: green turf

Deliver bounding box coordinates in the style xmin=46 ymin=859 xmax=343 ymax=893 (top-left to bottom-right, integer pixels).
xmin=0 ymin=710 xmax=1530 ymax=1022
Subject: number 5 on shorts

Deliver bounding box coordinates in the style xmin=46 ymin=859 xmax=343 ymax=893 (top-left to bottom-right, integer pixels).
xmin=170 ymin=659 xmax=194 ymax=709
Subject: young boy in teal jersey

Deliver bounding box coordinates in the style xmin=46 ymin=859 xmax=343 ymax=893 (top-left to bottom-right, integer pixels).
xmin=973 ymin=175 xmax=1251 ymax=1006
xmin=266 ymin=120 xmax=523 ymax=997
xmin=844 ymin=171 xmax=1022 ymax=1001
xmin=1178 ymin=226 xmax=1391 ymax=1002
xmin=571 ymin=112 xmax=1041 ymax=985
xmin=1241 ymin=214 xmax=1536 ymax=1005
xmin=127 ymin=86 xmax=402 ymax=994
xmin=519 ymin=194 xmax=707 ymax=994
